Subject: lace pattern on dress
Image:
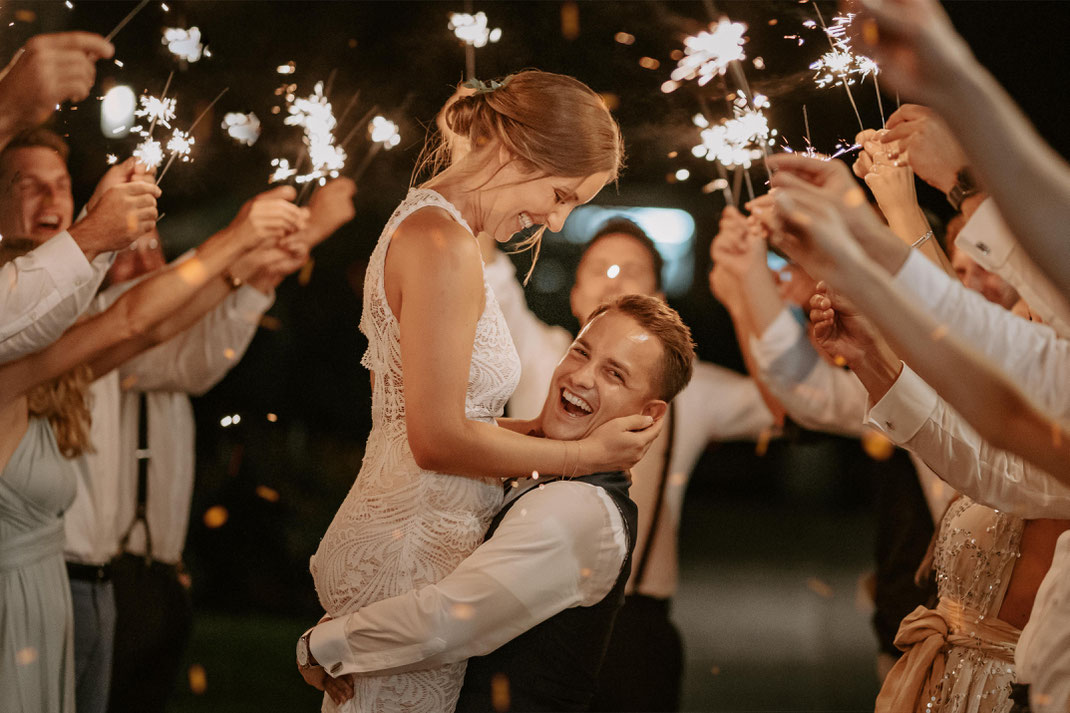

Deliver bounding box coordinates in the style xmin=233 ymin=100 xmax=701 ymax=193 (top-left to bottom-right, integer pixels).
xmin=311 ymin=188 xmax=521 ymax=713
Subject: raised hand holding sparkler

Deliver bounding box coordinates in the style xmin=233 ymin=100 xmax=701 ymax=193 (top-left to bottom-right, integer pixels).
xmin=0 ymin=32 xmax=114 ymax=135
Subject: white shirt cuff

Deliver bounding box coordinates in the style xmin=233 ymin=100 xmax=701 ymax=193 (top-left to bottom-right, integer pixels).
xmin=750 ymin=307 xmax=804 ymax=369
xmin=309 ymin=617 xmax=350 ymax=676
xmin=955 ymin=197 xmax=1013 ymax=271
xmin=227 ymin=284 xmax=275 ymax=323
xmin=865 ymin=364 xmax=939 ymax=443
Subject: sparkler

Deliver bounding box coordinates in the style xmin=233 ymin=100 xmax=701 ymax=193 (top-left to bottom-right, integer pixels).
xmin=670 ymin=18 xmax=747 ymax=87
xmin=221 ymin=112 xmax=261 ymax=146
xmin=162 ymin=26 xmax=207 ymax=63
xmin=103 ymin=0 xmax=151 ymax=42
xmin=449 ymin=11 xmax=502 ymax=79
xmin=807 ymin=4 xmax=881 ymax=130
xmin=273 ymin=81 xmax=348 ymax=202
xmin=350 ymin=115 xmax=402 ymax=182
xmin=132 ymin=138 xmax=163 ymax=169
xmin=155 ymin=87 xmax=228 ymax=184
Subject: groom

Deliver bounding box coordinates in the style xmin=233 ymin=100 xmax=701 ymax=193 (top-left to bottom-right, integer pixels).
xmin=297 ymin=294 xmax=695 ymax=711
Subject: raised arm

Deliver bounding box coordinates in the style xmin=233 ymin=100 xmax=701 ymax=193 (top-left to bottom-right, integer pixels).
xmin=0 ymin=187 xmax=306 ymax=407
xmin=765 ymin=159 xmax=1070 ymax=480
xmin=853 ymin=0 xmax=1070 ymax=298
xmin=390 ymin=210 xmax=661 ymax=480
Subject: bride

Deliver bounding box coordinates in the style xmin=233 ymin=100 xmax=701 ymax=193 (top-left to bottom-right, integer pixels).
xmin=303 ymin=71 xmax=663 ymax=712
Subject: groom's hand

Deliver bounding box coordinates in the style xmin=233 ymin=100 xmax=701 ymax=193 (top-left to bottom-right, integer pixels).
xmin=298 ymin=664 xmax=355 ymax=705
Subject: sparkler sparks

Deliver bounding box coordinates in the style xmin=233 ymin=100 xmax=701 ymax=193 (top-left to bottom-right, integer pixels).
xmin=448 ymin=11 xmax=502 ymax=48
xmin=165 ymin=128 xmax=194 ymax=162
xmin=691 ymin=108 xmax=776 ymax=169
xmin=221 ymin=112 xmax=261 ymax=146
xmin=269 ymin=158 xmax=297 ymax=183
xmin=133 ymin=138 xmax=164 ymax=169
xmin=134 ymin=93 xmax=176 ymax=129
xmin=369 ymin=116 xmax=401 ymax=150
xmin=670 ymin=18 xmax=747 ymax=87
xmin=283 ymin=81 xmax=347 ymax=186
xmin=162 ymin=26 xmax=206 ymax=63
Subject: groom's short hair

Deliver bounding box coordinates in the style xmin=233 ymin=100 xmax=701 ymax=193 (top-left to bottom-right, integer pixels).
xmin=586 ymin=294 xmax=695 ymax=402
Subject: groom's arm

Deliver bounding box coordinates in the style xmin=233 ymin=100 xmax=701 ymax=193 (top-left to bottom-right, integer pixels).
xmin=304 ymin=480 xmax=627 ymax=678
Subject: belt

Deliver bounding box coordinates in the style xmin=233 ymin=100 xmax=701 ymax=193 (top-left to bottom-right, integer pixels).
xmin=66 ymin=560 xmax=113 ymax=582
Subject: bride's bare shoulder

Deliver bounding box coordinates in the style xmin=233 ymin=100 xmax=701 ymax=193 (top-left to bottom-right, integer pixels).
xmin=390 ymin=206 xmax=479 ymax=264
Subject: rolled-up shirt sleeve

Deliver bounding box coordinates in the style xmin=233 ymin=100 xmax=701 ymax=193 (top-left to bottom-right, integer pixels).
xmin=307 ymin=480 xmax=627 ymax=678
xmin=0 ymin=231 xmax=112 ymax=363
xmin=866 ymin=364 xmax=1070 ymax=519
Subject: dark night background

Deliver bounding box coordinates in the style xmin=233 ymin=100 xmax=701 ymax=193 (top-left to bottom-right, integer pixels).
xmin=4 ymin=1 xmax=1068 ymax=709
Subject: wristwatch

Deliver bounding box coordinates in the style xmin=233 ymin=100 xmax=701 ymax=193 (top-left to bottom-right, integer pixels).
xmin=946 ymin=167 xmax=979 ymax=212
xmin=296 ymin=629 xmax=316 ymax=668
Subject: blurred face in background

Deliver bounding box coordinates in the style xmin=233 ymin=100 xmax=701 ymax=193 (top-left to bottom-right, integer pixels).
xmin=0 ymin=147 xmax=75 ymax=244
xmin=104 ymin=230 xmax=166 ymax=288
xmin=571 ymin=234 xmax=662 ymax=324
xmin=949 ymin=245 xmax=1020 ymax=310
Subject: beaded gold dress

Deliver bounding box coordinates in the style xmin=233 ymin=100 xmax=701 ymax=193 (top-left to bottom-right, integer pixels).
xmin=310 ymin=188 xmax=521 ymax=713
xmin=876 ymin=496 xmax=1024 ymax=713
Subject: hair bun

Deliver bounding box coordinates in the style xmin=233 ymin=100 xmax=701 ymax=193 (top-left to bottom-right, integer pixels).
xmin=444 ymin=93 xmax=486 ymax=139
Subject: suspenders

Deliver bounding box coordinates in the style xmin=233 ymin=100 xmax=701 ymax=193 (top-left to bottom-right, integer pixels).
xmin=631 ymin=402 xmax=676 ymax=591
xmin=119 ymin=393 xmax=153 ymax=564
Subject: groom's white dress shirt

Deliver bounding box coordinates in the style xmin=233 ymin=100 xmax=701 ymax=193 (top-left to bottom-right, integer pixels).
xmin=308 ymin=478 xmax=627 ymax=677
xmin=0 ymin=230 xmax=112 ymax=364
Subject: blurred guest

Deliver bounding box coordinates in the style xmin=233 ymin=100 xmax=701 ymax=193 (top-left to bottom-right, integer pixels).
xmin=0 ymin=185 xmax=298 ymax=712
xmin=106 ymin=179 xmax=354 ymax=713
xmin=480 ymin=218 xmax=775 ymax=711
xmin=0 ymin=130 xmax=156 ymax=363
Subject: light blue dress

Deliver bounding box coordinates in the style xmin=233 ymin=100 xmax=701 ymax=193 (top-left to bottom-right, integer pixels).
xmin=0 ymin=417 xmax=79 ymax=713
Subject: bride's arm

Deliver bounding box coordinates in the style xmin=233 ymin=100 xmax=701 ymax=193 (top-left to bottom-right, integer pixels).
xmin=389 ymin=210 xmax=661 ymax=480
xmin=0 ymin=188 xmax=306 ymax=408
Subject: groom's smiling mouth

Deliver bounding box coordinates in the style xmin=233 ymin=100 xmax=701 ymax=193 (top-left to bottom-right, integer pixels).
xmin=559 ymin=387 xmax=594 ymax=418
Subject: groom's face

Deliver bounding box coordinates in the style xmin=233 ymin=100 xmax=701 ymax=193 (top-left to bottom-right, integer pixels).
xmin=539 ymin=309 xmax=665 ymax=442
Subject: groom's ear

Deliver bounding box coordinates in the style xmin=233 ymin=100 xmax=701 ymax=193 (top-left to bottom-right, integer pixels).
xmin=641 ymin=400 xmax=668 ymax=424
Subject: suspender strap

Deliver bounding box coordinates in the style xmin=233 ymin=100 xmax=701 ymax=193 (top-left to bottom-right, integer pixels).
xmin=119 ymin=393 xmax=153 ymax=562
xmin=632 ymin=402 xmax=675 ymax=591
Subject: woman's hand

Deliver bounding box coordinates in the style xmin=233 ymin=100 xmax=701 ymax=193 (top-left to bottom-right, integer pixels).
xmin=579 ymin=414 xmax=663 ymax=474
xmin=810 ymin=282 xmax=879 ymax=367
xmin=767 ymin=184 xmax=867 ymax=287
xmin=229 ymin=185 xmax=309 ymax=249
xmin=297 ymin=664 xmax=355 ymax=706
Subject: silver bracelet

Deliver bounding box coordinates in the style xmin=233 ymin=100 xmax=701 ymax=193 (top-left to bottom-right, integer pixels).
xmin=911 ymin=230 xmax=934 ymax=249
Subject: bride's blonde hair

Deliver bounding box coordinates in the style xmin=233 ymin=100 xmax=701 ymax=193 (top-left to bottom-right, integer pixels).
xmin=415 ymin=70 xmax=625 ymax=269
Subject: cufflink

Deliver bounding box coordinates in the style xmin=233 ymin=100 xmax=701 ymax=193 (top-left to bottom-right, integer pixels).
xmin=976 ymin=242 xmax=990 ymax=256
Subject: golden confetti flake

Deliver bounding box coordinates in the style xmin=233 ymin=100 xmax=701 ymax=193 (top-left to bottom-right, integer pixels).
xmin=177 ymin=258 xmax=208 ymax=286
xmin=755 ymin=428 xmax=773 ymax=457
xmin=614 ymin=32 xmax=635 ymax=45
xmin=203 ymin=505 xmax=228 ymax=529
xmin=256 ymin=485 xmax=280 ymax=502
xmin=188 ymin=663 xmax=207 ymax=694
xmin=806 ymin=576 xmax=835 ymax=599
xmin=222 ymin=347 xmax=236 ymax=360
xmin=16 ymin=647 xmax=38 ymax=665
xmin=120 ymin=374 xmax=140 ymax=390
xmin=266 ymin=413 xmax=278 ymax=422
xmin=843 ymin=187 xmax=867 ymax=207
xmin=559 ymin=1 xmax=579 ymax=40
xmin=298 ymin=258 xmax=315 ymax=286
xmin=930 ymin=324 xmax=949 ymax=341
xmin=638 ymin=56 xmax=660 ymax=70
xmin=579 ymin=567 xmax=592 ymax=578
xmin=451 ymin=603 xmax=476 ymax=620
xmin=491 ymin=673 xmax=511 ymax=713
xmin=862 ymin=430 xmax=895 ymax=461
xmin=833 ymin=354 xmax=847 ymax=367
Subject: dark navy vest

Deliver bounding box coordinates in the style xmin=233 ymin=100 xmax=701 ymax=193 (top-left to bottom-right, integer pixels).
xmin=455 ymin=471 xmax=638 ymax=713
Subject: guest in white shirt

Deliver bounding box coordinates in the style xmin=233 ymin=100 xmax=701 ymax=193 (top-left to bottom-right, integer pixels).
xmin=102 ymin=179 xmax=355 ymax=713
xmin=480 ymin=219 xmax=773 ymax=711
xmin=0 ymin=130 xmax=161 ymax=363
xmin=297 ymin=294 xmax=695 ymax=712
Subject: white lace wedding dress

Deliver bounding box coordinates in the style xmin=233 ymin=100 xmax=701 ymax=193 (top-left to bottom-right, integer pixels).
xmin=310 ymin=188 xmax=521 ymax=713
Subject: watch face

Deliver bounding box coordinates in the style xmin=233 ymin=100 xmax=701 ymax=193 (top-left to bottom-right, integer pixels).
xmin=297 ymin=636 xmax=309 ymax=666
